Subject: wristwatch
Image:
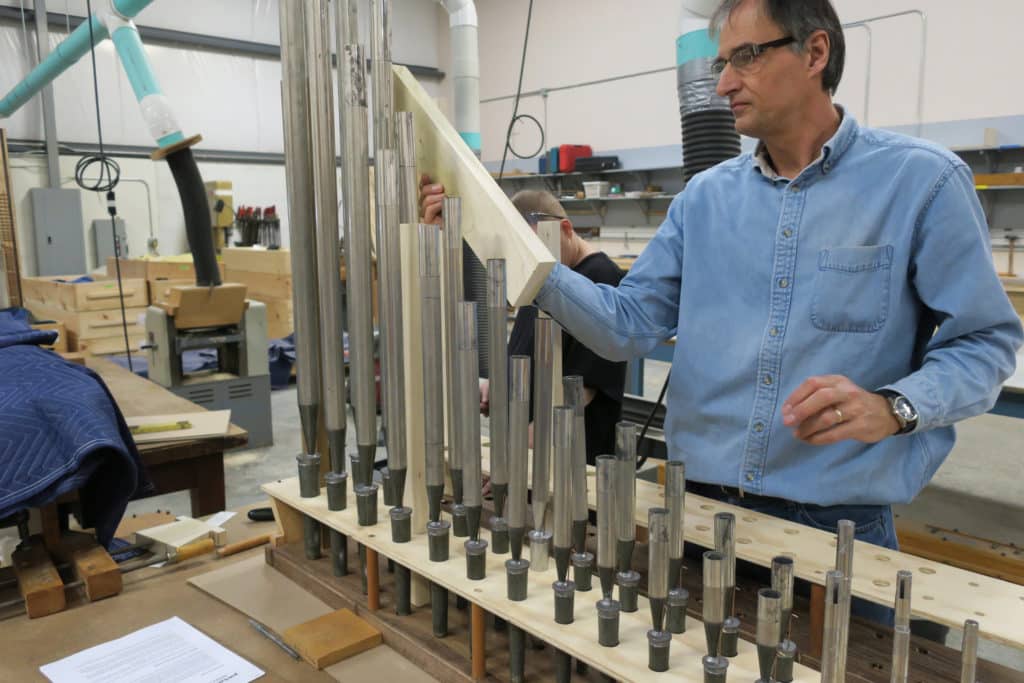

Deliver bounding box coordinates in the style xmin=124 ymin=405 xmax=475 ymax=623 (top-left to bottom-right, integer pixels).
xmin=876 ymin=390 xmax=918 ymax=435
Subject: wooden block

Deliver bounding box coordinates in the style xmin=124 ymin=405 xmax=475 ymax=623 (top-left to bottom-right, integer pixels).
xmin=148 ymin=278 xmax=194 ymax=306
xmin=69 ymin=333 xmax=145 ymax=356
xmin=12 ymin=538 xmax=65 ymax=618
xmin=107 ymin=257 xmax=202 ymax=282
xmin=223 ymin=268 xmax=293 ymax=301
xmin=115 ymin=510 xmax=176 ymax=538
xmin=21 ymin=275 xmax=148 ymax=311
xmin=26 ymin=301 xmax=147 ymax=339
xmin=282 ymin=608 xmax=382 ymax=669
xmin=31 ymin=321 xmax=67 ymax=352
xmin=222 ymin=247 xmax=292 ymax=275
xmin=263 ymin=297 xmax=294 ymax=339
xmin=974 ymin=172 xmax=1024 ymax=187
xmin=159 ymin=283 xmax=248 ymax=329
xmin=53 ymin=532 xmax=122 ymax=602
xmin=392 ymin=66 xmax=555 ymax=306
xmin=58 ymin=351 xmax=90 ymax=365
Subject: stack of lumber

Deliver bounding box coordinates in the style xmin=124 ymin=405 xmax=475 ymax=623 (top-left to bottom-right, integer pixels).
xmin=222 ymin=247 xmax=293 ymax=339
xmin=107 ymin=255 xmax=229 ymax=308
xmin=22 ymin=275 xmax=147 ymax=355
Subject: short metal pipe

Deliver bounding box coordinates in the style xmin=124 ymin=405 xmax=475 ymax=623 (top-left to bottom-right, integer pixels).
xmin=596 ymin=455 xmax=616 ymax=599
xmin=647 ymin=507 xmax=669 ymax=633
xmin=821 ymin=570 xmax=844 ymax=683
xmin=702 ymin=550 xmax=725 ymax=657
xmin=532 ymin=316 xmax=554 ymax=527
xmin=835 ymin=519 xmax=855 ymax=679
xmin=487 ymin=259 xmax=510 ymax=517
xmin=563 ymin=376 xmax=588 ymax=553
xmin=431 ymin=582 xmax=448 ymax=637
xmin=507 ymin=355 xmax=530 ymax=560
xmin=615 ymin=422 xmax=637 ymax=574
xmin=961 ymin=619 xmax=979 ymax=683
xmin=891 ymin=570 xmax=912 ymax=683
xmin=772 ymin=555 xmax=795 ymax=638
xmin=714 ymin=512 xmax=736 ymax=617
xmin=457 ymin=302 xmax=483 ymax=540
xmin=665 ymin=460 xmax=685 ymax=588
xmin=552 ymin=405 xmax=574 ymax=583
xmin=756 ymin=588 xmax=782 ymax=681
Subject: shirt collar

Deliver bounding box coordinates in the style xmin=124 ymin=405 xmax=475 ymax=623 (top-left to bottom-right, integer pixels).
xmin=752 ymin=106 xmax=858 ymax=181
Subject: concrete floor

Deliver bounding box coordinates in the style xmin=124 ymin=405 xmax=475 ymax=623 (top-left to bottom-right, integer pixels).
xmin=122 ymin=369 xmax=1022 ymax=671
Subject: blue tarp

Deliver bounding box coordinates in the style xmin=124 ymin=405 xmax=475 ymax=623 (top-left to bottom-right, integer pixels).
xmin=0 ymin=308 xmax=152 ymax=546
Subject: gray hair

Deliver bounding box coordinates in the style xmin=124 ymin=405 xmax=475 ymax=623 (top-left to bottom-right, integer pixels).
xmin=710 ymin=0 xmax=846 ymax=94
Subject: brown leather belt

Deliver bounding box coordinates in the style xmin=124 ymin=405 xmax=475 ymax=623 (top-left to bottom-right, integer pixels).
xmin=687 ymin=481 xmax=792 ymax=508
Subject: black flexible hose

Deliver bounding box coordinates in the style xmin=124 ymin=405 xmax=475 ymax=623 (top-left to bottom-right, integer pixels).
xmin=165 ymin=147 xmax=221 ymax=287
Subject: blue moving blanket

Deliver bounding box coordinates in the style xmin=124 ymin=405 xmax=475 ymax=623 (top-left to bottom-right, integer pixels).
xmin=0 ymin=308 xmax=152 ymax=546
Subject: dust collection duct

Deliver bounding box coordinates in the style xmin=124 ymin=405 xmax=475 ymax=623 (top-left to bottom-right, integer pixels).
xmin=677 ymin=0 xmax=742 ymax=182
xmin=0 ymin=0 xmax=219 ymax=286
xmin=437 ymin=0 xmax=489 ymax=375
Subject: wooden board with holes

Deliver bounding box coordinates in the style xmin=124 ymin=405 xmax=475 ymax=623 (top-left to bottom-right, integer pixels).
xmin=148 ymin=278 xmax=193 ymax=306
xmin=477 ymin=449 xmax=1024 ymax=648
xmin=263 ymin=477 xmax=818 ymax=683
xmin=158 ymin=283 xmax=248 ymax=329
xmin=68 ymin=332 xmax=144 ymax=356
xmin=25 ymin=301 xmax=147 ymax=339
xmin=392 ymin=66 xmax=554 ymax=307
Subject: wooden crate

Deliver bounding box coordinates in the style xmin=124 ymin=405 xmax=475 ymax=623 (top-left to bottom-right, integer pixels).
xmin=148 ymin=278 xmax=194 ymax=306
xmin=21 ymin=275 xmax=148 ymax=312
xmin=222 ymin=247 xmax=291 ymax=275
xmin=30 ymin=321 xmax=68 ymax=352
xmin=26 ymin=301 xmax=146 ymax=340
xmin=107 ymin=257 xmax=226 ymax=283
xmin=223 ymin=268 xmax=292 ymax=301
xmin=69 ymin=333 xmax=145 ymax=356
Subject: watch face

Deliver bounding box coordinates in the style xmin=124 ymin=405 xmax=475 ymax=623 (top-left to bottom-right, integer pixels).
xmin=893 ymin=397 xmax=916 ymax=421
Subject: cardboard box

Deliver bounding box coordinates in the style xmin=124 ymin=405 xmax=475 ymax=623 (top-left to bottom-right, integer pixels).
xmin=21 ymin=275 xmax=148 ymax=311
xmin=222 ymin=247 xmax=291 ymax=275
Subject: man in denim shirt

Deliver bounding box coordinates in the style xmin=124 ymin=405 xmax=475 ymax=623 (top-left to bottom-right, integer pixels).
xmin=535 ymin=0 xmax=1023 ymax=621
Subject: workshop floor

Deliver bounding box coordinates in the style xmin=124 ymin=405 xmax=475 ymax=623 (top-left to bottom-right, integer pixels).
xmin=123 ymin=366 xmax=1023 ymax=671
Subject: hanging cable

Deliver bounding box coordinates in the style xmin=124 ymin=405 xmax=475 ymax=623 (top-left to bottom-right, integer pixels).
xmin=497 ymin=0 xmax=544 ymax=180
xmin=77 ymin=0 xmax=133 ymax=371
xmin=636 ymin=371 xmax=670 ymax=470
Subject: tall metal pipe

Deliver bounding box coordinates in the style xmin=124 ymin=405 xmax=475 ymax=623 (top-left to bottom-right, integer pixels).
xmin=532 ymin=317 xmax=554 ymax=527
xmin=552 ymin=406 xmax=574 ymax=583
xmin=961 ymin=619 xmax=979 ymax=683
xmin=457 ymin=301 xmax=483 ymax=540
xmin=713 ymin=512 xmax=736 ymax=617
xmin=305 ymin=0 xmax=347 ymax=476
xmin=336 ymin=0 xmax=377 ymax=478
xmin=648 ymin=508 xmax=670 ymax=633
xmin=596 ymin=455 xmax=617 ymax=599
xmin=420 ymin=223 xmax=445 ymax=522
xmin=821 ymin=570 xmax=844 ymax=683
xmin=487 ymin=259 xmax=510 ymax=518
xmin=835 ymin=519 xmax=855 ymax=679
xmin=756 ymin=588 xmax=782 ymax=681
xmin=279 ymin=0 xmax=321 ymax=458
xmin=507 ymin=356 xmax=530 ymax=561
xmin=665 ymin=461 xmax=686 ymax=588
xmin=442 ymin=198 xmax=464 ymax=506
xmin=702 ymin=550 xmax=725 ymax=657
xmin=615 ymin=422 xmax=637 ymax=573
xmin=891 ymin=570 xmax=912 ymax=683
xmin=563 ymin=375 xmax=588 ymax=553
xmin=370 ymin=0 xmax=395 ymax=153
xmin=772 ymin=555 xmax=795 ymax=639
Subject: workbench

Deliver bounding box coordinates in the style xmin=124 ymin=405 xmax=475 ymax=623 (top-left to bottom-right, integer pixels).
xmin=89 ymin=355 xmax=248 ymax=516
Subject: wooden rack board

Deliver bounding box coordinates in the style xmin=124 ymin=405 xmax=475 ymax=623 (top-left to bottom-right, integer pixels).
xmin=392 ymin=66 xmax=555 ymax=307
xmin=478 ymin=450 xmax=1024 ymax=649
xmin=264 ymin=477 xmax=818 ymax=682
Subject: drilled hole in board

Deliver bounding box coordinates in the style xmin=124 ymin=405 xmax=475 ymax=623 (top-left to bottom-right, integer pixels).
xmin=814 ymin=570 xmax=824 ymax=576
xmin=922 ymin=595 xmax=934 ymax=601
xmin=873 ymin=579 xmax=890 ymax=588
xmin=742 ymin=516 xmax=757 ymax=523
xmin=975 ymin=611 xmax=986 ymax=617
xmin=784 ymin=529 xmax=799 ymax=535
xmin=875 ymin=554 xmax=891 ymax=562
xmin=920 ymin=567 xmax=936 ymax=575
xmin=969 ymin=582 xmax=979 ymax=587
xmin=780 ymin=552 xmax=796 ymax=558
xmin=829 ymin=539 xmax=837 ymax=547
xmin=700 ymin=504 xmax=715 ymax=511
xmin=474 ymin=588 xmax=482 ymax=594
xmin=368 ymin=534 xmax=375 ymax=538
xmin=737 ymin=538 xmax=752 ymax=545
xmin=696 ymin=524 xmax=711 ymax=532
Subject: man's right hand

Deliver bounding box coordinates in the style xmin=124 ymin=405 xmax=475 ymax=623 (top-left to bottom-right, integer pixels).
xmin=419 ymin=173 xmax=445 ymax=224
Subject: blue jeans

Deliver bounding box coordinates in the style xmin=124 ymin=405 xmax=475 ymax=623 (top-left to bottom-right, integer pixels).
xmin=688 ymin=483 xmax=897 ymax=626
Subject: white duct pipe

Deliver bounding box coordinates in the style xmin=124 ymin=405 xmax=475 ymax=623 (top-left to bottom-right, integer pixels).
xmin=437 ymin=0 xmax=480 ymax=155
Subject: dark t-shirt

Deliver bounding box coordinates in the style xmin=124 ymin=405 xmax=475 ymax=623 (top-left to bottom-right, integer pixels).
xmin=508 ymin=252 xmax=626 ymax=464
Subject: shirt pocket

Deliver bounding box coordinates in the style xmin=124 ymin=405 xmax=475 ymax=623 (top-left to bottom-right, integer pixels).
xmin=811 ymin=244 xmax=893 ymax=333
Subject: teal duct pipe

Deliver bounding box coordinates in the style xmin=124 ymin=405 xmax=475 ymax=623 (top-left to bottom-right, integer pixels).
xmin=108 ymin=21 xmax=184 ymax=147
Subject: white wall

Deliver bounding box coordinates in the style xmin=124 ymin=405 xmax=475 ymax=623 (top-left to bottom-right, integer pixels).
xmin=1 ymin=0 xmax=445 ymax=275
xmin=466 ymin=0 xmax=1024 ymax=162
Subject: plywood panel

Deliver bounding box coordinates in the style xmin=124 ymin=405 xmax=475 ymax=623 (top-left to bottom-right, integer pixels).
xmin=478 ymin=449 xmax=1024 ymax=649
xmin=263 ymin=477 xmax=818 ymax=682
xmin=392 ymin=66 xmax=554 ymax=307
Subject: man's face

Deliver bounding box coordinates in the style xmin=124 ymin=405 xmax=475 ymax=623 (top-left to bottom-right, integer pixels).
xmin=714 ymin=0 xmax=813 ymax=138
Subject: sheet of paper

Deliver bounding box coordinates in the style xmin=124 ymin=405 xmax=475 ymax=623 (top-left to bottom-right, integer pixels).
xmin=40 ymin=616 xmax=264 ymax=683
xmin=204 ymin=510 xmax=236 ymax=528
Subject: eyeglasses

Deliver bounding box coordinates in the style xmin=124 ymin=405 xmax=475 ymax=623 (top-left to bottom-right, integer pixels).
xmin=710 ymin=36 xmax=796 ymax=79
xmin=522 ymin=211 xmax=566 ymax=226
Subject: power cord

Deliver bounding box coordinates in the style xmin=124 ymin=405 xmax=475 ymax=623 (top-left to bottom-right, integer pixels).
xmin=636 ymin=371 xmax=670 ymax=470
xmin=76 ymin=0 xmax=133 ymax=372
xmin=497 ymin=0 xmax=545 ymax=181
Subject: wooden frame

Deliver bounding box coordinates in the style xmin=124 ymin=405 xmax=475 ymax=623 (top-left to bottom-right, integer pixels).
xmin=392 ymin=66 xmax=555 ymax=307
xmin=264 ymin=477 xmax=818 ymax=682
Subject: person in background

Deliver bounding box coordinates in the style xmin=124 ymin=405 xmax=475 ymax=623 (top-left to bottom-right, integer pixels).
xmin=420 ymin=179 xmax=627 ymax=463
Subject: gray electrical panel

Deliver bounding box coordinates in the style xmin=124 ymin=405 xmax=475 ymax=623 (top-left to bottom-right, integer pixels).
xmin=30 ymin=187 xmax=86 ymax=276
xmin=92 ymin=218 xmax=128 ymax=269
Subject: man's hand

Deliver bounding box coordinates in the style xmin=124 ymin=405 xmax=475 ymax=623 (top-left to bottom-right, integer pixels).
xmin=782 ymin=375 xmax=900 ymax=445
xmin=419 ymin=173 xmax=445 ymax=224
xmin=480 ymin=379 xmax=490 ymax=416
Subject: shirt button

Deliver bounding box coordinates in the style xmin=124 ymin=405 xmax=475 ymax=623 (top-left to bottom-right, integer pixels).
xmin=790 ymin=184 xmax=800 ymax=192
xmin=782 ymin=229 xmax=793 ymax=238
xmin=770 ymin=327 xmax=780 ymax=337
xmin=745 ymin=472 xmax=756 ymax=482
xmin=778 ymin=278 xmax=789 ymax=289
xmin=763 ymin=374 xmax=773 ymax=386
xmin=754 ymin=422 xmax=765 ymax=433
